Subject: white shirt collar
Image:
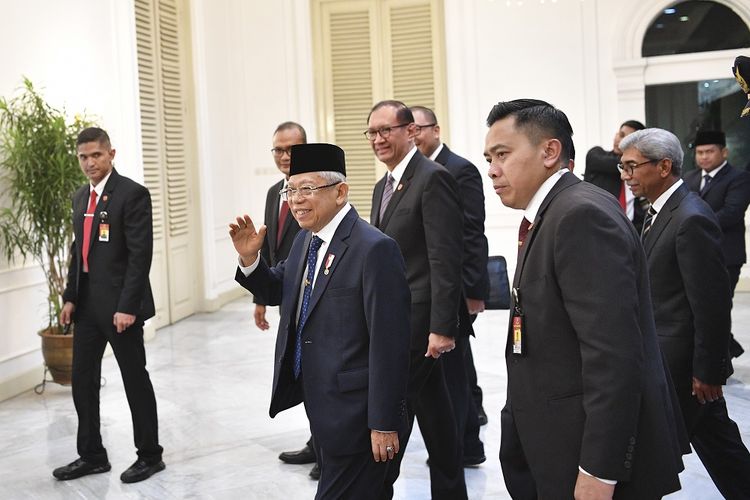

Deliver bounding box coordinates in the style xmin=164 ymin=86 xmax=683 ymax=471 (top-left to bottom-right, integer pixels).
xmin=314 ymin=203 xmax=352 ymax=244
xmin=90 ymin=169 xmax=113 ymax=197
xmin=388 ymin=146 xmax=418 ymax=186
xmin=704 ymin=160 xmax=727 ymax=179
xmin=523 ymin=169 xmax=568 ymax=224
xmin=428 ymin=142 xmax=444 ymax=162
xmin=651 ymin=178 xmax=683 ymax=216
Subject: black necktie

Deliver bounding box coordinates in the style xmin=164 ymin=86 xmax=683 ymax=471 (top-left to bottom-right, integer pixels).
xmin=641 ymin=206 xmax=656 ymax=241
xmin=700 ymin=174 xmax=712 ymax=195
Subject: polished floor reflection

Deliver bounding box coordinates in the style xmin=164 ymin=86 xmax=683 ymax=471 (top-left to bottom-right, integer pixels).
xmin=1 ymin=293 xmax=749 ymax=499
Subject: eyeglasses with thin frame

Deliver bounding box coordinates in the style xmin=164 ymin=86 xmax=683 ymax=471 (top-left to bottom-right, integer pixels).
xmin=363 ymin=123 xmax=410 ymax=141
xmin=279 ymin=182 xmax=341 ymax=201
xmin=414 ymin=123 xmax=437 ymax=134
xmin=617 ymin=159 xmax=659 ymax=176
xmin=271 ymin=147 xmax=293 ymax=157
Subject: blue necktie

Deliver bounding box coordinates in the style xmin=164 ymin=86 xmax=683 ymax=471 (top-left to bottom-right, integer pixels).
xmin=294 ymin=236 xmax=323 ymax=379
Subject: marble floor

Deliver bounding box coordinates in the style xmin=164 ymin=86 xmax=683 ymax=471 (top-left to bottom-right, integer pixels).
xmin=1 ymin=293 xmax=750 ymax=500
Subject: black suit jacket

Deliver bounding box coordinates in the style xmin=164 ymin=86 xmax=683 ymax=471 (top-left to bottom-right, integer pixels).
xmin=506 ymin=172 xmax=684 ymax=497
xmin=235 ymin=208 xmax=411 ymax=456
xmin=643 ymin=183 xmax=732 ymax=424
xmin=63 ymin=169 xmax=155 ymax=323
xmin=371 ymin=149 xmax=463 ymax=349
xmin=255 ymin=178 xmax=301 ymax=305
xmin=684 ymin=162 xmax=750 ymax=267
xmin=434 ymin=145 xmax=489 ymax=338
xmin=584 ymin=146 xmax=646 ymax=231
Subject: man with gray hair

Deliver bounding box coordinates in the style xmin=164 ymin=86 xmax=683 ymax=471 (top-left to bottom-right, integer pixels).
xmin=620 ymin=128 xmax=750 ymax=497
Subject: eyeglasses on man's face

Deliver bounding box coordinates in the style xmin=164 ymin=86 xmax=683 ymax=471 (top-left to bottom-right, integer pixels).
xmin=363 ymin=123 xmax=410 ymax=141
xmin=271 ymin=147 xmax=293 ymax=157
xmin=414 ymin=123 xmax=437 ymax=134
xmin=617 ymin=158 xmax=659 ymax=176
xmin=279 ymin=182 xmax=341 ymax=201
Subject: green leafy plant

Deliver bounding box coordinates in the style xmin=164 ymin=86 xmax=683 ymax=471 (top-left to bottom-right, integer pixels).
xmin=0 ymin=77 xmax=94 ymax=332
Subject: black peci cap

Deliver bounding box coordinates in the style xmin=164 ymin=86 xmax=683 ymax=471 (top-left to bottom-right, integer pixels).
xmin=289 ymin=143 xmax=346 ymax=176
xmin=693 ymin=130 xmax=726 ymax=148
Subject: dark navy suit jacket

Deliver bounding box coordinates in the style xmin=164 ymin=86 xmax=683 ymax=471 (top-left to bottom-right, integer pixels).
xmin=643 ymin=182 xmax=732 ymax=425
xmin=434 ymin=145 xmax=489 ymax=337
xmin=684 ymin=162 xmax=750 ymax=267
xmin=504 ymin=173 xmax=685 ymax=498
xmin=235 ymin=207 xmax=411 ymax=456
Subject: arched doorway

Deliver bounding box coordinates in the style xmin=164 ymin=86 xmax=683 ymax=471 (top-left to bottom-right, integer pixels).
xmin=640 ymin=1 xmax=750 ymax=171
xmin=614 ymin=1 xmax=750 ymax=172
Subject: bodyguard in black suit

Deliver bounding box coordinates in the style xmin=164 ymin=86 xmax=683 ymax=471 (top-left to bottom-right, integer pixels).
xmin=620 ymin=127 xmax=750 ymax=498
xmin=231 ymin=144 xmax=411 ymax=499
xmin=411 ymin=105 xmax=489 ymax=466
xmin=54 ymin=128 xmax=164 ymax=483
xmin=486 ymin=101 xmax=686 ymax=498
xmin=684 ymin=130 xmax=750 ymax=358
xmin=584 ymin=120 xmax=647 ymax=231
xmin=367 ymin=100 xmax=466 ymax=499
xmin=256 ymin=122 xmax=318 ymax=474
xmin=255 ymin=122 xmax=305 ymax=330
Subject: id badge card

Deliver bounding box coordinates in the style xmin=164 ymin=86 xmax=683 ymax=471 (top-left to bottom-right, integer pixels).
xmin=511 ymin=287 xmax=525 ymax=356
xmin=99 ymin=224 xmax=110 ymax=242
xmin=98 ymin=211 xmax=110 ymax=242
xmin=512 ymin=312 xmax=524 ymax=355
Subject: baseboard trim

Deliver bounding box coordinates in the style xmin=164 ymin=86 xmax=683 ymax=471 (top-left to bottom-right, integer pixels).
xmin=202 ymin=287 xmax=247 ymax=313
xmin=0 ymin=364 xmax=44 ymax=402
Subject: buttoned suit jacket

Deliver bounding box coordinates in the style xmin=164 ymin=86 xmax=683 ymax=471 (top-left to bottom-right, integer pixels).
xmin=505 ymin=172 xmax=684 ymax=498
xmin=63 ymin=168 xmax=155 ymax=324
xmin=235 ymin=207 xmax=411 ymax=456
xmin=434 ymin=145 xmax=489 ymax=337
xmin=255 ymin=178 xmax=302 ymax=305
xmin=584 ymin=146 xmax=646 ymax=232
xmin=684 ymin=163 xmax=750 ymax=267
xmin=643 ymin=183 xmax=732 ymax=425
xmin=370 ymin=150 xmax=463 ymax=349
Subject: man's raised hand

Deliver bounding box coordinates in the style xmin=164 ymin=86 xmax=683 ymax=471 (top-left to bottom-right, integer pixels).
xmin=228 ymin=215 xmax=267 ymax=267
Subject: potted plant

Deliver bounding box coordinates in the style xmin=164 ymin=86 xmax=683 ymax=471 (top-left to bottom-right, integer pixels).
xmin=0 ymin=77 xmax=93 ymax=385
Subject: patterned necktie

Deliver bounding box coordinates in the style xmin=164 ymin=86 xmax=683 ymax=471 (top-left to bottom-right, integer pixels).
xmin=82 ymin=190 xmax=98 ymax=272
xmin=379 ymin=174 xmax=395 ymax=222
xmin=294 ymin=235 xmax=323 ymax=379
xmin=641 ymin=206 xmax=656 ymax=241
xmin=700 ymin=174 xmax=712 ymax=195
xmin=517 ymin=217 xmax=532 ymax=259
xmin=277 ymin=200 xmax=289 ymax=247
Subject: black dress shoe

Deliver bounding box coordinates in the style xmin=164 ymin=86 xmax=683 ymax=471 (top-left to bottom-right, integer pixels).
xmin=309 ymin=463 xmax=321 ymax=480
xmin=53 ymin=458 xmax=111 ymax=480
xmin=279 ymin=444 xmax=316 ymax=464
xmin=477 ymin=406 xmax=488 ymax=426
xmin=120 ymin=459 xmax=165 ymax=483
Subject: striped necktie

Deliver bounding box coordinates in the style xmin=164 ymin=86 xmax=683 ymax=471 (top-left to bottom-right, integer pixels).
xmin=641 ymin=206 xmax=656 ymax=241
xmin=379 ymin=174 xmax=394 ymax=222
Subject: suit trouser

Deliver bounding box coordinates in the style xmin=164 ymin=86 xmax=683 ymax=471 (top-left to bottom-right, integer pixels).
xmin=499 ymin=401 xmax=537 ymax=500
xmin=71 ymin=277 xmax=162 ymax=464
xmin=382 ymin=351 xmax=467 ymax=500
xmin=316 ymin=445 xmax=394 ymax=500
xmin=443 ymin=335 xmax=484 ymax=458
xmin=465 ymin=338 xmax=484 ymax=414
xmin=688 ymin=397 xmax=750 ymax=499
xmin=727 ymin=265 xmax=744 ymax=355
